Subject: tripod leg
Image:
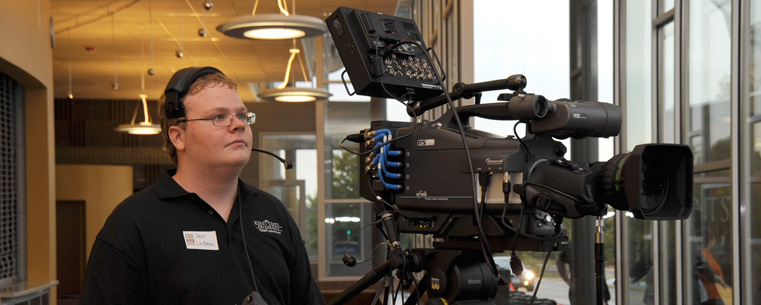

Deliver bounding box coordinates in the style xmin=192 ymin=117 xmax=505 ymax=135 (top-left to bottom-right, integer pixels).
xmin=403 ymin=276 xmax=427 ymax=305
xmin=327 ymin=260 xmax=391 ymax=305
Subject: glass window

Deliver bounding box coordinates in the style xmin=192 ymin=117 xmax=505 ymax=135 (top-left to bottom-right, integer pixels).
xmin=687 ymin=0 xmax=732 ymax=165
xmin=627 ymin=218 xmax=655 ymax=305
xmin=324 ymin=102 xmax=371 ymax=200
xmin=688 ymin=170 xmax=734 ymax=305
xmin=623 ymin=1 xmax=654 ymax=304
xmin=324 ymin=202 xmax=374 ymax=277
xmin=598 ymin=0 xmax=615 ymax=160
xmin=259 ymin=134 xmax=318 ymax=260
xmin=0 ymin=72 xmax=23 ymax=286
xmin=323 ymin=101 xmax=375 ymax=277
xmin=686 ymin=1 xmax=733 ymax=304
xmin=624 ymin=0 xmax=652 ymax=152
xmin=660 ymin=22 xmax=676 ymax=144
xmin=744 ymin=1 xmax=761 ymax=303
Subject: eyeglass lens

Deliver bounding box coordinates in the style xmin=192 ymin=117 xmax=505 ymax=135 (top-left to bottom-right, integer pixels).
xmin=212 ymin=113 xmax=255 ymax=126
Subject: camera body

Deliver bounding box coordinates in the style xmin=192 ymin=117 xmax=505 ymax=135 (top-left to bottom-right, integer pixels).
xmin=359 ymin=119 xmax=563 ymax=251
xmin=358 ymin=100 xmax=692 ymax=251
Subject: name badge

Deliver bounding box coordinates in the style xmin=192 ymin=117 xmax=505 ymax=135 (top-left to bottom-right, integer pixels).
xmin=183 ymin=231 xmax=219 ymax=250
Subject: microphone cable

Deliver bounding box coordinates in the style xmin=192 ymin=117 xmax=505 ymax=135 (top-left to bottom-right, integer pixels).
xmin=252 ymin=148 xmax=292 ymax=169
xmin=239 ymin=149 xmax=293 ymax=304
xmin=238 ymin=186 xmax=261 ymax=299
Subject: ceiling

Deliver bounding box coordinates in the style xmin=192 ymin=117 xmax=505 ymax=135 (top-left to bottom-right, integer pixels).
xmin=50 ymin=0 xmax=398 ymax=102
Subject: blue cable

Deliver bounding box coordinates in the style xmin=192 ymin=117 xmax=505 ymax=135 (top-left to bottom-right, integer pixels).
xmin=378 ymin=136 xmax=402 ymax=189
xmin=367 ymin=129 xmax=403 ymax=190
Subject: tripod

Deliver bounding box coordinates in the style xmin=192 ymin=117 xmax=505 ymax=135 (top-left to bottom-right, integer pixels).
xmin=327 ymin=214 xmax=609 ymax=305
xmin=327 ymin=248 xmax=500 ymax=305
xmin=327 ymin=211 xmax=502 ymax=305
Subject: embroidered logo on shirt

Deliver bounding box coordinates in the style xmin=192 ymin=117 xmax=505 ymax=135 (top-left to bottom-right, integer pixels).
xmin=253 ymin=220 xmax=283 ymax=235
xmin=183 ymin=231 xmax=219 ymax=250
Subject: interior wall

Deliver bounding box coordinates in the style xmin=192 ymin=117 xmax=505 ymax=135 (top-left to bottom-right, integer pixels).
xmin=0 ymin=1 xmax=53 ymax=82
xmin=0 ymin=0 xmax=56 ymax=298
xmin=55 ymin=165 xmax=134 ymax=258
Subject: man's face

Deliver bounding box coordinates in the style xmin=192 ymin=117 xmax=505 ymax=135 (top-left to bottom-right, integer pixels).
xmin=178 ymin=84 xmax=252 ymax=170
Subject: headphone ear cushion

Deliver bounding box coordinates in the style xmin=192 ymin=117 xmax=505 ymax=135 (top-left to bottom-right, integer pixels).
xmin=163 ymin=66 xmax=224 ymax=118
xmin=165 ymin=91 xmax=183 ymax=119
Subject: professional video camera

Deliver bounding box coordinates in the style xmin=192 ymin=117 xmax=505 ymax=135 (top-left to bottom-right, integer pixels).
xmin=325 ymin=7 xmax=693 ymax=305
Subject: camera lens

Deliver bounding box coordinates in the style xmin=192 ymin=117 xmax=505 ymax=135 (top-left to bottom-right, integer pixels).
xmin=593 ymin=150 xmax=668 ymax=213
xmin=592 ymin=153 xmax=628 ymax=211
xmin=639 ymin=152 xmax=667 ymax=211
xmin=593 ymin=144 xmax=692 ymax=220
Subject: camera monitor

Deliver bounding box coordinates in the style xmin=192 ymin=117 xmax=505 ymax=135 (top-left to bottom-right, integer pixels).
xmin=326 ymin=6 xmax=443 ymax=101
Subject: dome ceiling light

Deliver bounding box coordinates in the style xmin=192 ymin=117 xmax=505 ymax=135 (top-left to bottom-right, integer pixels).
xmin=216 ymin=0 xmax=325 ymax=40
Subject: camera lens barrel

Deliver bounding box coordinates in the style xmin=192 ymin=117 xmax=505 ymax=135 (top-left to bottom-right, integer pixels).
xmin=592 ymin=144 xmax=693 ymax=220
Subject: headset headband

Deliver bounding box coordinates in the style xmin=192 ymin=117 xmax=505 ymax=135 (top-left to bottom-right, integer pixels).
xmin=164 ymin=66 xmax=224 ymax=119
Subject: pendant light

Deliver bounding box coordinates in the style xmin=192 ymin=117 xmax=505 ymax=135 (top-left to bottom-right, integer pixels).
xmin=176 ymin=0 xmax=184 ymax=58
xmin=147 ymin=0 xmax=155 ymax=76
xmin=258 ymin=40 xmax=330 ymax=102
xmin=67 ymin=30 xmax=73 ymax=99
xmin=113 ymin=93 xmax=161 ymax=135
xmin=114 ymin=15 xmax=160 ymax=135
xmin=216 ymin=0 xmax=325 ymax=40
xmin=111 ymin=10 xmax=119 ymax=90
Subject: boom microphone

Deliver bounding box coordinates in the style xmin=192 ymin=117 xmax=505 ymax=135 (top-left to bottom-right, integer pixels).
xmin=251 ymin=148 xmax=293 ymax=169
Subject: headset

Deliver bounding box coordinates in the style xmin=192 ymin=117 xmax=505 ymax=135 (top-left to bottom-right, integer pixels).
xmin=163 ymin=66 xmax=224 ymax=119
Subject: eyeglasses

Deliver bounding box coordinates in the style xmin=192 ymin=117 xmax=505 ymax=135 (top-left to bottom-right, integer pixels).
xmin=178 ymin=112 xmax=256 ymax=127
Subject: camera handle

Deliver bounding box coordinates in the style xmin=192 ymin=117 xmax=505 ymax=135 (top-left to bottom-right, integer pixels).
xmin=594 ymin=215 xmax=606 ymax=305
xmin=430 ymin=94 xmax=550 ymax=132
xmin=408 ymin=75 xmax=528 ymax=117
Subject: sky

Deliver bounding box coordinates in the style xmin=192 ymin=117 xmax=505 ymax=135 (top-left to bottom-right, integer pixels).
xmin=472 ymin=0 xmax=613 ymax=160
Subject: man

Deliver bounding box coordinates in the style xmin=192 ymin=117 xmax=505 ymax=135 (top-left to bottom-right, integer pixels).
xmin=80 ymin=66 xmax=324 ymax=305
xmin=697 ymin=227 xmax=729 ymax=305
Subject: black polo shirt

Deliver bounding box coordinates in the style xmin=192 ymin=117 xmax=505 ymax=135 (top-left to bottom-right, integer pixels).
xmin=80 ymin=170 xmax=324 ymax=305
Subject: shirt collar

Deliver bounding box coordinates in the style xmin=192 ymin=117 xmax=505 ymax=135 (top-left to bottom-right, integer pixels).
xmin=154 ymin=169 xmax=259 ymax=200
